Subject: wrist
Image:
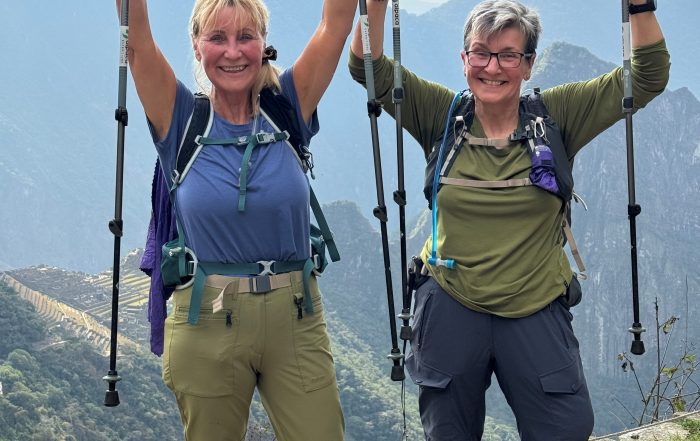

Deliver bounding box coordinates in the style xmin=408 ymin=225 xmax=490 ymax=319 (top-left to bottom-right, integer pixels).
xmin=629 ymin=0 xmax=656 ymax=14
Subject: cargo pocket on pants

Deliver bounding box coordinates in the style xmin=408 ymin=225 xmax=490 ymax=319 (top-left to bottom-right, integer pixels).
xmin=291 ymin=283 xmax=335 ymax=393
xmin=163 ymin=303 xmax=238 ymax=397
xmin=539 ymin=358 xmax=582 ymax=394
xmin=410 ymin=361 xmax=453 ymax=390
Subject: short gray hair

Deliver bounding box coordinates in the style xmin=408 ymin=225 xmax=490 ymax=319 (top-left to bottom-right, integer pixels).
xmin=463 ymin=0 xmax=541 ymax=54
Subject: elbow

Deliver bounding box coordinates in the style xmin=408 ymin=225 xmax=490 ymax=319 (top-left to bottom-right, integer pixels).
xmin=337 ymin=16 xmax=355 ymax=40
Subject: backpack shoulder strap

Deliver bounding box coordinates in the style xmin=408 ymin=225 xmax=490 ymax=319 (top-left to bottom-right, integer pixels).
xmin=521 ymin=89 xmax=585 ymax=276
xmin=259 ymin=88 xmax=303 ymax=151
xmin=438 ymin=91 xmax=475 ymax=180
xmin=259 ymin=87 xmax=338 ymax=262
xmin=455 ymin=91 xmax=476 ymax=127
xmin=259 ymin=88 xmax=314 ymax=175
xmin=523 ymin=87 xmax=548 ymax=117
xmin=173 ymin=93 xmax=213 ymax=186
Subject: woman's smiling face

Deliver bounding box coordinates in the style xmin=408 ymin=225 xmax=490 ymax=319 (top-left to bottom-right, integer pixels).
xmin=193 ymin=6 xmax=265 ymax=100
xmin=461 ymin=26 xmax=534 ymax=111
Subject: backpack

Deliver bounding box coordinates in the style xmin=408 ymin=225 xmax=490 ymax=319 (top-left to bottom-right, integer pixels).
xmin=153 ymin=87 xmax=339 ymax=325
xmin=423 ymin=89 xmax=586 ymax=280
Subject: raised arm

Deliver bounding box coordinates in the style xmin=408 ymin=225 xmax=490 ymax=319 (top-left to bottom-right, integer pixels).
xmin=630 ymin=0 xmax=664 ymax=48
xmin=116 ymin=0 xmax=176 ymax=140
xmin=292 ymin=0 xmax=358 ymax=123
xmin=349 ymin=0 xmax=388 ymax=61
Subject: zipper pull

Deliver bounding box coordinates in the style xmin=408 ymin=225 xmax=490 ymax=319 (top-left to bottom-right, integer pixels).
xmin=293 ymin=293 xmax=304 ymax=320
xmin=226 ymin=311 xmax=233 ymax=328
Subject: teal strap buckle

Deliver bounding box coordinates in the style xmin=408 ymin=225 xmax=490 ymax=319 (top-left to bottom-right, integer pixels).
xmin=255 ymin=132 xmax=277 ymax=143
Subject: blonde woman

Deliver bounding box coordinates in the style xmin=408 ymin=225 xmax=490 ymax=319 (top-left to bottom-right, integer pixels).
xmin=119 ymin=0 xmax=356 ymax=439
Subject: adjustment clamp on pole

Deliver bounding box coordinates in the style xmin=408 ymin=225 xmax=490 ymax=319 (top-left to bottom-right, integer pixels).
xmin=114 ymin=106 xmax=129 ymax=126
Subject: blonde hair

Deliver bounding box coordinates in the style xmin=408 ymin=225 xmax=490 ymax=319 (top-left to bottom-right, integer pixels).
xmin=190 ymin=0 xmax=281 ymax=115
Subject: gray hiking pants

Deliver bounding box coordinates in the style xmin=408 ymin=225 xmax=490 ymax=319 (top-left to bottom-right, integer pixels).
xmin=405 ymin=277 xmax=594 ymax=441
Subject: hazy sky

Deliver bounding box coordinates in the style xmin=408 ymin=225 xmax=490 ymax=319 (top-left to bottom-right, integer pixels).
xmin=400 ymin=0 xmax=448 ymax=14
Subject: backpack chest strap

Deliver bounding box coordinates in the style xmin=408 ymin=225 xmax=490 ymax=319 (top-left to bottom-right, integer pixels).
xmin=439 ymin=129 xmax=529 ymax=188
xmin=197 ymin=132 xmax=290 ymax=211
xmin=440 ymin=176 xmax=532 ymax=188
xmin=464 ymin=134 xmax=513 ymax=148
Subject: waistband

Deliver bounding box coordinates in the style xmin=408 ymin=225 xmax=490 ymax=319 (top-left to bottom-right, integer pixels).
xmin=209 ymin=271 xmax=304 ymax=313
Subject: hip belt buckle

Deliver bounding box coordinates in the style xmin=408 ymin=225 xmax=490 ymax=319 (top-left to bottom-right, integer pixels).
xmin=257 ymin=260 xmax=276 ymax=276
xmin=249 ymin=275 xmax=272 ymax=293
xmin=251 ymin=260 xmax=276 ymax=293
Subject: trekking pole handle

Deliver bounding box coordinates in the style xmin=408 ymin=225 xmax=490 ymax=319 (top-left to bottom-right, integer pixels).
xmin=391 ymin=0 xmax=403 ymax=102
xmin=621 ymin=0 xmax=633 ymax=110
xmin=358 ymin=9 xmax=377 ymax=103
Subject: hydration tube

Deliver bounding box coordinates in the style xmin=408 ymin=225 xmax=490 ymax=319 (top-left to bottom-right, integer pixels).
xmin=428 ymin=92 xmax=462 ymax=269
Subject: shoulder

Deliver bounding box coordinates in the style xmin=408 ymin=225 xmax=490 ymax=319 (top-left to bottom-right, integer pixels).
xmin=274 ymin=68 xmax=320 ymax=141
xmin=153 ymin=80 xmax=198 ymax=167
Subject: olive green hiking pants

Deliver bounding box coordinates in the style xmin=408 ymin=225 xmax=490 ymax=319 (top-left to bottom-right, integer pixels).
xmin=163 ymin=272 xmax=344 ymax=441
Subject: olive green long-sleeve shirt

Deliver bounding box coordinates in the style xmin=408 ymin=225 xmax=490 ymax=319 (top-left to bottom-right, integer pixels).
xmin=349 ymin=41 xmax=669 ymax=317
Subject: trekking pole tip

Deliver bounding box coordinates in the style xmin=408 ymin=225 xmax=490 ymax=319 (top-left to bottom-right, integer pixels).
xmin=104 ymin=389 xmax=120 ymax=407
xmin=629 ymin=323 xmax=646 ymax=355
xmin=103 ymin=371 xmax=121 ymax=407
xmin=630 ymin=340 xmax=645 ymax=355
xmin=391 ymin=365 xmax=406 ymax=382
xmin=399 ymin=324 xmax=412 ymax=341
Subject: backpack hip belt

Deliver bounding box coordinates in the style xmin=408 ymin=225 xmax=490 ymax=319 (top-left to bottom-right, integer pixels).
xmin=183 ymin=258 xmax=317 ymax=325
xmin=207 ymin=271 xmax=304 ymax=312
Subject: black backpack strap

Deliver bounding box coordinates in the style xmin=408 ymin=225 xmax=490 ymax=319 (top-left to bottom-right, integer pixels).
xmin=260 ymin=88 xmax=303 ymax=152
xmin=441 ymin=92 xmax=475 ymax=178
xmin=259 ymin=87 xmax=314 ymax=175
xmin=259 ymin=88 xmax=338 ymax=264
xmin=524 ymin=87 xmax=547 ymax=118
xmin=173 ymin=93 xmax=213 ymax=186
xmin=423 ymin=90 xmax=474 ymax=206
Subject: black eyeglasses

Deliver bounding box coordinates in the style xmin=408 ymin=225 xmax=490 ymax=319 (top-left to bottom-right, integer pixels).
xmin=465 ymin=51 xmax=534 ymax=68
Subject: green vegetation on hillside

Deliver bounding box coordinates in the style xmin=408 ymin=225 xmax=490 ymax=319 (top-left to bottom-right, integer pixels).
xmin=0 ymin=277 xmax=521 ymax=441
xmin=0 ymin=281 xmax=183 ymax=441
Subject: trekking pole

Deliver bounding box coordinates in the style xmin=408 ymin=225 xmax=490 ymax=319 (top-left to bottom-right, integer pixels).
xmin=358 ymin=0 xmax=405 ymax=381
xmin=103 ymin=0 xmax=129 ymax=406
xmin=390 ymin=0 xmax=412 ymax=370
xmin=621 ymin=0 xmax=645 ymax=355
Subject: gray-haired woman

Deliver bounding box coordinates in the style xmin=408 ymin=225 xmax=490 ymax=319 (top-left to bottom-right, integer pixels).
xmin=350 ymin=0 xmax=668 ymax=439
